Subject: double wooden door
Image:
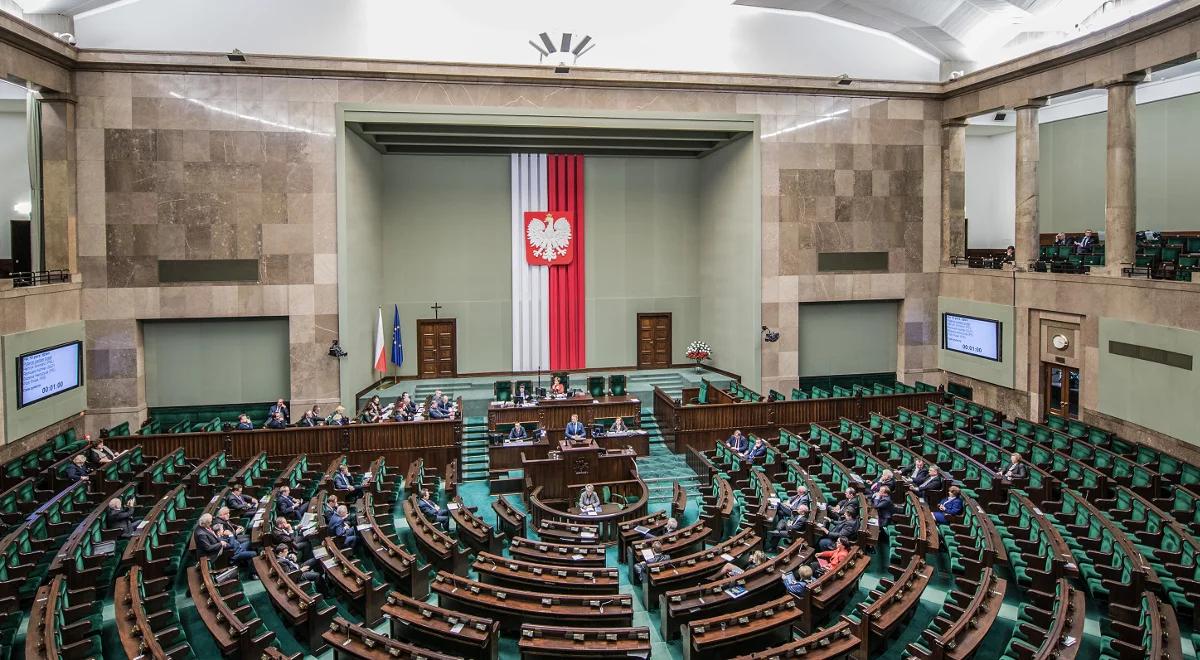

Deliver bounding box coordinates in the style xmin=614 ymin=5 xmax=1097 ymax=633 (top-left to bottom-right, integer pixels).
xmin=1042 ymin=363 xmax=1080 ymax=419
xmin=637 ymin=313 xmax=672 ymax=369
xmin=417 ymin=319 xmax=457 ymax=378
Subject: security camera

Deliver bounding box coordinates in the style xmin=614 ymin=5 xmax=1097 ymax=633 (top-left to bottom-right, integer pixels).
xmin=328 ymin=340 xmax=348 ymax=358
xmin=53 ymin=32 xmax=77 ymax=45
xmin=761 ymin=326 xmax=780 ymax=343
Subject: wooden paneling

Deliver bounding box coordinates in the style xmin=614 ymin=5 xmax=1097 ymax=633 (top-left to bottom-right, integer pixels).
xmin=418 ymin=318 xmax=457 ymax=378
xmin=636 ymin=313 xmax=671 ymax=369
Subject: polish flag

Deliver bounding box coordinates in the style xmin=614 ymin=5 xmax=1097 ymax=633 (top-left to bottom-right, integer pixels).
xmin=373 ymin=307 xmax=387 ymax=373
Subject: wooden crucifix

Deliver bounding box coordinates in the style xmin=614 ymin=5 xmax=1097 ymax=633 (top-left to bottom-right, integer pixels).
xmin=430 ymin=302 xmax=443 ymax=319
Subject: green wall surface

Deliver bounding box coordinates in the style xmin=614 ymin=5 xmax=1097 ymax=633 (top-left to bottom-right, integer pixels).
xmin=380 ymin=154 xmax=513 ymax=377
xmin=585 ymin=156 xmax=701 ymax=365
xmin=937 ymin=297 xmax=1015 ymax=389
xmin=1039 ymin=92 xmax=1200 ymax=233
xmin=1099 ymin=317 xmax=1200 ymax=445
xmin=2 ymin=321 xmax=86 ymax=443
xmin=339 ymin=130 xmax=385 ymax=406
xmin=699 ymin=137 xmax=761 ymax=385
xmin=797 ymin=301 xmax=899 ymax=377
xmin=143 ymin=318 xmax=290 ymax=408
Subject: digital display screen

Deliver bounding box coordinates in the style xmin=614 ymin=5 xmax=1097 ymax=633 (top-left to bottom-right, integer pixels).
xmin=17 ymin=341 xmax=82 ymax=408
xmin=942 ymin=314 xmax=1001 ymax=361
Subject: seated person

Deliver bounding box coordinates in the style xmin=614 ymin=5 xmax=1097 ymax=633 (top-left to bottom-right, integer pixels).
xmin=815 ymin=537 xmax=853 ymax=571
xmin=276 ymin=485 xmax=307 ymax=519
xmin=782 ymin=565 xmax=816 ymax=597
xmin=633 ymin=541 xmax=668 ymax=582
xmin=1053 ymin=232 xmax=1070 ymax=247
xmin=609 ymin=416 xmax=629 ymax=434
xmin=106 ymin=496 xmax=139 ymax=538
xmin=641 ymin=517 xmax=679 ymax=539
xmin=275 ymin=543 xmax=325 ymax=593
xmin=400 ymin=393 xmax=418 ymax=416
xmin=999 ymin=452 xmax=1028 ymax=480
xmin=235 ymin=414 xmax=254 ymax=431
xmin=333 ymin=464 xmax=364 ymax=501
xmin=550 ymin=375 xmax=566 ymax=396
xmin=87 ymin=438 xmax=118 ymax=466
xmin=933 ymin=486 xmax=964 ymax=524
xmin=224 ymin=484 xmax=259 ymax=513
xmin=815 ymin=509 xmax=860 ymax=551
xmin=214 ymin=506 xmax=248 ymax=542
xmin=298 ymin=405 xmax=322 ymax=427
xmin=328 ymin=504 xmax=358 ymax=548
xmin=417 ymin=489 xmax=450 ymax=529
xmin=869 ymin=470 xmax=895 ymax=495
xmin=359 ymin=395 xmax=383 ymax=423
xmin=271 ymin=515 xmax=309 ymax=556
xmin=829 ymin=486 xmax=860 ymax=519
xmin=269 ymin=398 xmax=290 ymax=423
xmin=514 ymin=384 xmax=530 ymax=404
xmin=724 ymin=430 xmax=748 ymax=454
xmin=915 ymin=466 xmax=944 ymax=496
xmin=392 ymin=396 xmax=415 ymax=422
xmin=1001 ymin=245 xmax=1016 ymax=264
xmin=199 ymin=512 xmax=255 ymax=569
xmin=326 ymin=406 xmax=351 ymax=426
xmin=719 ymin=550 xmax=767 ymax=578
xmin=777 ymin=486 xmax=811 ymax=520
xmin=533 ymin=422 xmax=549 ymax=440
xmin=428 ymin=395 xmax=452 ymax=419
xmin=264 ymin=411 xmax=288 ymax=429
xmin=903 ymin=459 xmax=928 ymax=486
xmin=766 ymin=504 xmax=808 ymax=552
xmin=577 ymin=484 xmax=601 ymax=511
xmin=872 ymin=486 xmax=894 ymax=528
xmin=741 ymin=437 xmax=766 ymax=463
xmin=565 ymin=414 xmax=586 ymax=441
xmin=66 ymin=454 xmax=93 ymax=483
xmin=322 ymin=495 xmax=339 ymax=523
xmin=1074 ymin=229 xmax=1097 ymax=254
xmin=508 ymin=423 xmax=528 ymax=441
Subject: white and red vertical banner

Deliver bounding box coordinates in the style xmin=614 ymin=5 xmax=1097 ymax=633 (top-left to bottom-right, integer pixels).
xmin=510 ymin=153 xmax=586 ymax=372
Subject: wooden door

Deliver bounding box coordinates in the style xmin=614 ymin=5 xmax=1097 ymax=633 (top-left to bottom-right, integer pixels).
xmin=10 ymin=220 xmax=30 ymax=274
xmin=1042 ymin=363 xmax=1080 ymax=419
xmin=637 ymin=313 xmax=672 ymax=369
xmin=417 ymin=319 xmax=457 ymax=378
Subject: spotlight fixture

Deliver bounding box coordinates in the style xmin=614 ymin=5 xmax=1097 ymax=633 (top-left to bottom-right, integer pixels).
xmin=761 ymin=326 xmax=780 ymax=343
xmin=949 ymin=70 xmax=965 ymax=80
xmin=529 ymin=32 xmax=596 ymax=74
xmin=328 ymin=340 xmax=348 ymax=358
xmin=836 ymin=74 xmax=853 ymax=86
xmin=993 ymin=111 xmax=1008 ymax=121
xmin=227 ymin=49 xmax=247 ymax=63
xmin=53 ymin=32 xmax=76 ymax=45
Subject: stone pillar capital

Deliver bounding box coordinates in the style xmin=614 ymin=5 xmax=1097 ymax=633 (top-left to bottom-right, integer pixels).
xmin=1014 ymin=98 xmax=1047 ymax=111
xmin=941 ymin=118 xmax=969 ymax=129
xmin=1096 ymin=73 xmax=1146 ymax=89
xmin=37 ymin=91 xmax=77 ymax=105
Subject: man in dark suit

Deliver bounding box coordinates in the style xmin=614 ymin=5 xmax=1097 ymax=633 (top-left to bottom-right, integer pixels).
xmin=1074 ymin=229 xmax=1097 ymax=254
xmin=65 ymin=455 xmax=92 ymax=483
xmin=418 ymin=489 xmax=449 ymax=529
xmin=816 ymin=510 xmax=860 ymax=551
xmin=915 ymin=466 xmax=945 ymax=496
xmin=214 ymin=507 xmax=248 ymax=542
xmin=633 ymin=541 xmax=669 ymax=583
xmin=724 ymin=430 xmax=748 ymax=454
xmin=225 ymin=484 xmax=259 ymax=514
xmin=322 ymin=495 xmax=339 ymax=523
xmin=999 ymin=453 xmax=1028 ymax=480
xmin=830 ymin=486 xmax=860 ymax=519
xmin=264 ymin=411 xmax=288 ymax=429
xmin=766 ymin=504 xmax=808 ymax=552
xmin=333 ymin=465 xmax=363 ymax=501
xmin=776 ymin=486 xmax=811 ymax=523
xmin=508 ymin=423 xmax=528 ymax=441
xmin=235 ymin=414 xmax=254 ymax=430
xmin=106 ymin=496 xmax=139 ymax=538
xmin=872 ymin=486 xmax=895 ymax=528
xmin=742 ymin=437 xmax=767 ymax=463
xmin=869 ymin=470 xmax=895 ymax=496
xmin=275 ymin=544 xmax=325 ymax=593
xmin=904 ymin=459 xmax=928 ymax=487
xmin=565 ymin=414 xmax=586 ymax=441
xmin=269 ymin=398 xmax=290 ymax=423
xmin=276 ymin=485 xmax=307 ymax=519
xmin=640 ymin=517 xmax=679 ymax=539
xmin=270 ymin=515 xmax=309 ymax=556
xmin=328 ymin=505 xmax=358 ymax=548
xmin=194 ymin=513 xmax=225 ymax=559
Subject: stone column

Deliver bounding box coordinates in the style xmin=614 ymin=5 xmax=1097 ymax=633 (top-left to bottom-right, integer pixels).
xmin=1014 ymin=102 xmax=1045 ymax=269
xmin=1102 ymin=78 xmax=1139 ymax=275
xmin=39 ymin=93 xmax=78 ymax=274
xmin=941 ymin=120 xmax=967 ymax=265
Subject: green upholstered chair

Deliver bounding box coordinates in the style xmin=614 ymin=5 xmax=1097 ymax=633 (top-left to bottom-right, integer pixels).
xmin=1039 ymin=245 xmax=1055 ymax=260
xmin=587 ymin=376 xmax=606 ymax=398
xmin=1187 ymin=236 xmax=1200 ymax=253
xmin=608 ymin=375 xmax=627 ymax=396
xmin=1162 ymin=247 xmax=1181 ymax=261
xmin=494 ymin=380 xmax=512 ymax=402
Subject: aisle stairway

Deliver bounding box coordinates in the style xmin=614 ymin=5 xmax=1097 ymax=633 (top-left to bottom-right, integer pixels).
xmin=634 ymin=408 xmax=700 ymax=512
xmin=461 ymin=416 xmax=490 ymax=482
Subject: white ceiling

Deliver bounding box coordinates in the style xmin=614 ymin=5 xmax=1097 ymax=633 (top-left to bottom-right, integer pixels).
xmin=3 ymin=0 xmax=1182 ymax=76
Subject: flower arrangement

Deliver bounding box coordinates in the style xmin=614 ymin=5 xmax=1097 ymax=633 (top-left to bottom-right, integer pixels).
xmin=686 ymin=340 xmax=712 ymax=362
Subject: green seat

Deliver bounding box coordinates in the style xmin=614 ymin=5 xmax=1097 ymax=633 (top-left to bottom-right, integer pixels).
xmin=587 ymin=376 xmax=606 ymax=398
xmin=608 ymin=375 xmax=626 ymax=397
xmin=493 ymin=381 xmax=512 ymax=402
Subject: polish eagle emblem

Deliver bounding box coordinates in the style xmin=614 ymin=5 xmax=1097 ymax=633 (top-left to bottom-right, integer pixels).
xmin=524 ymin=211 xmax=574 ymax=266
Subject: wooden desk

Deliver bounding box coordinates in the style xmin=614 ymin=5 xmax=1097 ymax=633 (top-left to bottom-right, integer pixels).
xmin=488 ymin=395 xmax=641 ymax=437
xmin=473 ymin=551 xmax=620 ymax=595
xmin=384 ymin=591 xmax=500 ymax=660
xmin=322 ymin=617 xmax=459 ymax=660
xmin=489 ymin=438 xmax=551 ymax=471
xmin=432 ymin=571 xmax=634 ymax=632
xmin=519 ymin=624 xmax=652 ymax=659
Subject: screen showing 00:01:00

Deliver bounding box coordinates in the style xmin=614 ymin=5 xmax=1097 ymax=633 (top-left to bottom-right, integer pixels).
xmin=943 ymin=314 xmax=1000 ymax=361
xmin=19 ymin=342 xmax=81 ymax=407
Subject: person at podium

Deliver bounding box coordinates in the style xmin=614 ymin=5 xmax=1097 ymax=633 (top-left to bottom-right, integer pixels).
xmin=514 ymin=384 xmax=530 ymax=405
xmin=508 ymin=424 xmax=528 ymax=442
xmin=610 ymin=417 xmax=628 ymax=434
xmin=551 ymin=375 xmax=566 ymax=396
xmin=565 ymin=414 xmax=586 ymax=441
xmin=578 ymin=484 xmax=601 ymax=512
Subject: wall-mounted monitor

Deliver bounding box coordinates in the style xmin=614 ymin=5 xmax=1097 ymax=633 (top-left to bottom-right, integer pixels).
xmin=942 ymin=313 xmax=1001 ymax=362
xmin=17 ymin=340 xmax=83 ymax=408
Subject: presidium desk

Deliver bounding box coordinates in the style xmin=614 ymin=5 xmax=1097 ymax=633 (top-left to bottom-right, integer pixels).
xmin=486 ymin=394 xmax=649 ymax=471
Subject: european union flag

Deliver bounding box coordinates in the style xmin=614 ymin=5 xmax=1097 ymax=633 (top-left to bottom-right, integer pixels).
xmin=391 ymin=304 xmax=403 ymax=367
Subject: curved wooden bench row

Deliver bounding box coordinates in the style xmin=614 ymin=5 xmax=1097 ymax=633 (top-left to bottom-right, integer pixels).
xmin=1105 ymin=590 xmax=1181 ymax=660
xmin=135 ymin=446 xmax=188 ymax=500
xmin=1005 ymin=577 xmax=1086 ymax=660
xmin=661 ymin=537 xmax=813 ymax=640
xmin=402 ymin=495 xmax=468 ymax=575
xmin=114 ymin=565 xmax=195 ymax=659
xmin=628 ymin=518 xmax=711 ymax=569
xmin=617 ymin=509 xmax=668 ymax=559
xmin=186 ymin=555 xmax=275 ymax=659
xmin=431 ymin=571 xmax=634 ymax=633
xmin=644 ymin=527 xmax=761 ymax=608
xmin=794 ymin=547 xmax=871 ymax=634
xmin=383 ymin=590 xmax=500 ymax=660
xmin=685 ymin=594 xmax=803 ymax=660
xmin=0 ymin=480 xmax=95 ymax=603
xmin=536 ymin=517 xmax=600 ymax=544
xmin=451 ymin=496 xmax=503 ymax=554
xmin=855 ymin=552 xmax=933 ymax=653
xmin=26 ymin=573 xmax=102 ymax=660
xmin=253 ymin=547 xmax=337 ymax=652
xmin=48 ymin=480 xmax=139 ymax=592
xmin=906 ymin=566 xmax=1006 ymax=660
xmin=733 ymin=616 xmax=862 ymax=659
xmin=508 ymin=535 xmax=608 ymax=567
xmin=699 ymin=476 xmax=735 ymax=542
xmin=121 ymin=485 xmax=198 ymax=591
xmin=491 ymin=495 xmax=526 ymax=539
xmin=519 ymin=624 xmax=652 ymax=659
xmin=321 ymin=616 xmax=460 ymax=659
xmin=360 ymin=491 xmax=429 ymax=598
xmin=474 ymin=551 xmax=620 ymax=595
xmin=315 ymin=536 xmax=389 ymax=627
